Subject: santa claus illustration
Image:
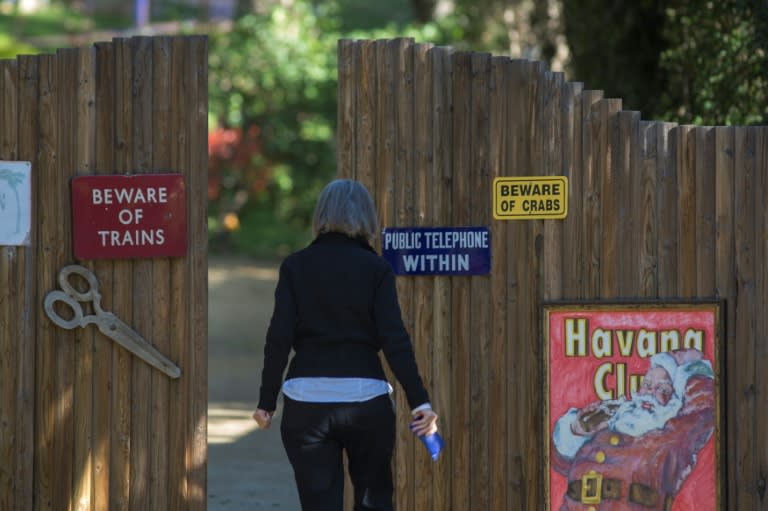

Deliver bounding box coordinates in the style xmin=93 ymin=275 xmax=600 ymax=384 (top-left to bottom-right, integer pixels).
xmin=552 ymin=349 xmax=715 ymax=510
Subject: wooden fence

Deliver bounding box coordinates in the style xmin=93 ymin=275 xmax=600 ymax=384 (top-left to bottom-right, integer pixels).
xmin=0 ymin=36 xmax=208 ymax=510
xmin=337 ymin=37 xmax=767 ymax=510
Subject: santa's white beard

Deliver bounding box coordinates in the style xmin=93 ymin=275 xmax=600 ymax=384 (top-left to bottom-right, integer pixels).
xmin=609 ymin=393 xmax=682 ymax=437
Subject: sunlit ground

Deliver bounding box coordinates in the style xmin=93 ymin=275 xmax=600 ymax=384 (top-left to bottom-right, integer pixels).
xmin=207 ymin=256 xmax=300 ymax=509
xmin=207 ymin=259 xmax=277 ymax=447
xmin=208 ymin=264 xmax=279 ymax=286
xmin=207 ymin=403 xmax=262 ymax=445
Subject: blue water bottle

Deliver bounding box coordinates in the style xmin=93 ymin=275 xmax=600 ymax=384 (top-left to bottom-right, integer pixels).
xmin=417 ymin=431 xmax=445 ymax=461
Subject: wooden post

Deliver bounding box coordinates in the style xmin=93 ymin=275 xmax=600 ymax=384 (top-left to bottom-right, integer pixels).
xmin=0 ymin=35 xmax=207 ymax=511
xmin=336 ymin=37 xmax=768 ymax=511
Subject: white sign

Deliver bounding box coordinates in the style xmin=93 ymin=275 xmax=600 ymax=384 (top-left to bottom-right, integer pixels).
xmin=0 ymin=161 xmax=32 ymax=246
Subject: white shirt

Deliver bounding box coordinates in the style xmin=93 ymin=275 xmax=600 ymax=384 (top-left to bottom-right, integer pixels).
xmin=282 ymin=377 xmax=431 ymax=414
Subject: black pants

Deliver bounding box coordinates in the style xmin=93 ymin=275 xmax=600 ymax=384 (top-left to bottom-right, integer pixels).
xmin=280 ymin=394 xmax=396 ymax=511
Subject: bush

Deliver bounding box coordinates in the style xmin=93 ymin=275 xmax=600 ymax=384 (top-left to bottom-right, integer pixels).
xmin=207 ymin=0 xmax=456 ymax=257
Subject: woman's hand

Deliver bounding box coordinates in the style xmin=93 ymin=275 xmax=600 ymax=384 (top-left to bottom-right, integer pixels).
xmin=252 ymin=409 xmax=275 ymax=430
xmin=410 ymin=409 xmax=439 ymax=437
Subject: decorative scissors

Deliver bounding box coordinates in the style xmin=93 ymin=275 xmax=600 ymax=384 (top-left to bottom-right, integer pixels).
xmin=43 ymin=264 xmax=182 ymax=379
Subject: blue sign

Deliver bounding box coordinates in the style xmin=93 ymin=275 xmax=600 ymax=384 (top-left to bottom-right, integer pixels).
xmin=381 ymin=227 xmax=491 ymax=276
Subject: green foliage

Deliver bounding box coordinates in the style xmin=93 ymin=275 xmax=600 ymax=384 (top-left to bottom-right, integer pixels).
xmin=332 ymin=0 xmax=417 ymax=30
xmin=207 ymin=0 xmax=459 ymax=257
xmin=660 ymin=0 xmax=767 ymax=125
xmin=207 ymin=1 xmax=340 ymax=255
xmin=561 ymin=0 xmax=668 ymax=116
xmin=0 ymin=4 xmax=131 ymax=55
xmin=0 ymin=32 xmax=37 ymax=58
xmin=150 ymin=0 xmax=207 ymax=22
xmin=442 ymin=0 xmax=516 ymax=52
xmin=209 ymin=0 xmax=765 ymax=258
xmin=559 ymin=0 xmax=766 ymax=125
xmin=0 ymin=4 xmax=129 ymax=37
xmin=227 ymin=207 xmax=313 ymax=259
xmin=435 ymin=0 xmax=766 ymax=125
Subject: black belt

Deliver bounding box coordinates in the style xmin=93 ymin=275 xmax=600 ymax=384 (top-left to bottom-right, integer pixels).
xmin=567 ymin=471 xmax=669 ymax=508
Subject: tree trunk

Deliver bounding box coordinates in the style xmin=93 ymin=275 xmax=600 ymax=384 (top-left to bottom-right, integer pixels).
xmin=411 ymin=0 xmax=437 ymax=22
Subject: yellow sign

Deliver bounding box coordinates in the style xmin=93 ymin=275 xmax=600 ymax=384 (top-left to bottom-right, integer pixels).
xmin=493 ymin=176 xmax=568 ymax=220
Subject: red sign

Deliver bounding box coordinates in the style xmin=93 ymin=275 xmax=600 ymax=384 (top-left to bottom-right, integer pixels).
xmin=72 ymin=173 xmax=187 ymax=259
xmin=543 ymin=303 xmax=722 ymax=511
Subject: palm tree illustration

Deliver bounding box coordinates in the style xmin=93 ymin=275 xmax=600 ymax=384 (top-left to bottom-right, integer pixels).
xmin=0 ymin=168 xmax=25 ymax=234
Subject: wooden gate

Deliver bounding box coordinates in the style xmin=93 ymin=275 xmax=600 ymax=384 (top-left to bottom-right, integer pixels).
xmin=337 ymin=37 xmax=767 ymax=510
xmin=0 ymin=36 xmax=208 ymax=510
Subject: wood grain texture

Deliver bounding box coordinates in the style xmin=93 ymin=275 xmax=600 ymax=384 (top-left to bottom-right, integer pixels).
xmin=597 ymin=98 xmax=622 ymax=298
xmin=167 ymin=35 xmax=191 ymax=511
xmin=53 ymin=47 xmax=76 ymax=511
xmin=695 ymin=127 xmax=716 ymax=296
xmin=487 ymin=55 xmax=509 ymax=511
xmin=393 ymin=37 xmax=416 ymax=511
xmin=637 ymin=121 xmax=658 ymax=297
xmin=149 ymin=36 xmax=172 ymax=511
xmin=1 ymin=35 xmax=206 ymax=511
xmin=0 ymin=56 xmax=20 ymax=511
xmin=184 ymin=35 xmax=209 ymax=511
xmin=92 ymin=40 xmax=115 ymax=511
xmin=355 ymin=40 xmax=377 ymax=190
xmin=714 ymin=126 xmax=738 ymax=509
xmin=412 ymin=41 xmax=434 ymax=511
xmin=520 ymin=60 xmax=545 ymax=510
xmin=334 ymin=36 xmax=768 ymax=511
xmin=560 ymin=80 xmax=584 ymax=299
xmin=128 ymin=36 xmax=154 ymax=511
xmin=72 ymin=45 xmax=96 ymax=511
xmin=15 ymin=53 xmax=36 ymax=511
xmin=469 ymin=50 xmax=491 ymax=511
xmin=450 ymin=50 xmax=472 ymax=511
xmin=504 ymin=59 xmax=527 ymax=508
xmin=34 ymin=53 xmax=58 ymax=511
xmin=429 ymin=45 xmax=453 ymax=511
xmin=540 ymin=71 xmax=564 ymax=302
xmin=581 ymin=90 xmax=604 ymax=298
xmin=755 ymin=127 xmax=768 ymax=511
xmin=111 ymin=39 xmax=135 ymax=511
xmin=677 ymin=125 xmax=697 ymax=297
xmin=656 ymin=122 xmax=677 ymax=298
xmin=616 ymin=110 xmax=639 ymax=296
xmin=337 ymin=39 xmax=356 ymax=179
xmin=730 ymin=126 xmax=757 ymax=510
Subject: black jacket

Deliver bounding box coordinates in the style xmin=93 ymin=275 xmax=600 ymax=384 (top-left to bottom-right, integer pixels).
xmin=257 ymin=232 xmax=430 ymax=411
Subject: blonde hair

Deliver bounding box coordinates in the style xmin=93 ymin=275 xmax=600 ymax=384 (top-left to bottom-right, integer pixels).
xmin=313 ymin=179 xmax=378 ymax=242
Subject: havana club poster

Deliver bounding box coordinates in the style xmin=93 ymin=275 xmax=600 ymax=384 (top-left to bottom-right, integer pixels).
xmin=544 ymin=302 xmax=722 ymax=511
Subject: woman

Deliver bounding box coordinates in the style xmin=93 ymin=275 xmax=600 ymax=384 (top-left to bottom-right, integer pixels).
xmin=253 ymin=179 xmax=439 ymax=511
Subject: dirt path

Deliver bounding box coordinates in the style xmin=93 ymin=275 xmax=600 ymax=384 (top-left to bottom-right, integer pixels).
xmin=207 ymin=255 xmax=301 ymax=510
